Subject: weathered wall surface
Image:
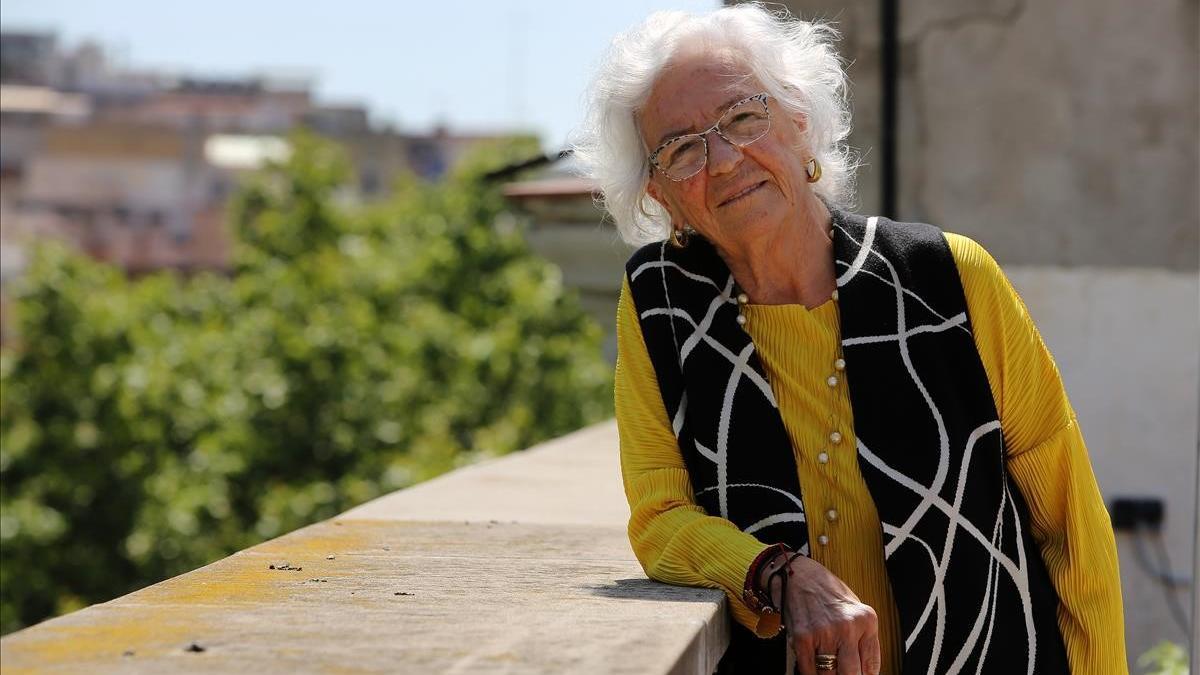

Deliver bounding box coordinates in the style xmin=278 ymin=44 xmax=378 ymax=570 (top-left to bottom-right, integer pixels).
xmin=899 ymin=0 xmax=1198 ymax=269
xmin=766 ymin=0 xmax=1198 ymax=269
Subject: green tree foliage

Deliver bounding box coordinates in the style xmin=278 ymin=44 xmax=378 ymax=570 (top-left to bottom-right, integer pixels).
xmin=0 ymin=132 xmax=613 ymax=634
xmin=1138 ymin=641 xmax=1188 ymax=675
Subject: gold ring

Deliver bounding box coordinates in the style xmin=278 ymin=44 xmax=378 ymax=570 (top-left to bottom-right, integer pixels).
xmin=815 ymin=653 xmax=838 ymax=671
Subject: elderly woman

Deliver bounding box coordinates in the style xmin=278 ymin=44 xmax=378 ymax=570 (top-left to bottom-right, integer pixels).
xmin=575 ymin=5 xmax=1126 ymax=675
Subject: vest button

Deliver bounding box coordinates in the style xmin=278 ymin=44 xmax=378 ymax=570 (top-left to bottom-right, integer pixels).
xmin=817 ymin=452 xmax=829 ymax=464
xmin=826 ymin=509 xmax=838 ymax=522
xmin=834 ymin=358 xmax=846 ymax=371
xmin=818 ymin=535 xmax=829 ymax=545
xmin=829 ymin=431 xmax=842 ymax=444
xmin=826 ymin=375 xmax=839 ymax=387
xmin=831 ymin=289 xmax=840 ymax=301
xmin=737 ymin=293 xmax=749 ymax=305
xmin=736 ymin=314 xmax=747 ymax=326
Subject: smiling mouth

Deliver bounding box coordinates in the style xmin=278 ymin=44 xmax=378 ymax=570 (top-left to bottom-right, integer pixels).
xmin=718 ymin=181 xmax=767 ymax=207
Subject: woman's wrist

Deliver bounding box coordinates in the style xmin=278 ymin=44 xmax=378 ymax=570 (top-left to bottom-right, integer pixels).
xmin=757 ymin=550 xmax=789 ymax=594
xmin=743 ymin=543 xmax=791 ymax=613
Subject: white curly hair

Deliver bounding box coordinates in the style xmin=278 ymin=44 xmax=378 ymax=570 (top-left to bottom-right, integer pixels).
xmin=572 ymin=3 xmax=857 ymax=246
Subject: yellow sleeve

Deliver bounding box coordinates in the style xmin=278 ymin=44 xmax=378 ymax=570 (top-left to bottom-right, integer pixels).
xmin=947 ymin=232 xmax=1129 ymax=673
xmin=615 ymin=275 xmax=781 ymax=638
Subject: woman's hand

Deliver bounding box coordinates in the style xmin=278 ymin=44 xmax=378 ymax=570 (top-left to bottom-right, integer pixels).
xmin=759 ymin=553 xmax=881 ymax=675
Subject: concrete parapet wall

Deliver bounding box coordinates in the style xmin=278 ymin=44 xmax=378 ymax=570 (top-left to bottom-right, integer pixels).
xmin=0 ymin=422 xmax=731 ymax=674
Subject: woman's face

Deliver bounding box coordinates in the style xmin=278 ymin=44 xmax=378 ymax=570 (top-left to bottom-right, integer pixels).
xmin=639 ymin=48 xmax=815 ymax=250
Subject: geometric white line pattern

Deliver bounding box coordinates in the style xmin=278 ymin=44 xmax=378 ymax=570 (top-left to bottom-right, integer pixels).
xmin=696 ymin=482 xmax=810 ymax=554
xmin=637 ymin=307 xmax=777 ymax=405
xmin=834 ymin=218 xmax=1041 ymax=675
xmin=631 ymin=251 xmax=796 ymax=529
xmin=835 ymin=215 xmax=877 ymax=286
xmin=840 ymin=312 xmax=968 ymax=347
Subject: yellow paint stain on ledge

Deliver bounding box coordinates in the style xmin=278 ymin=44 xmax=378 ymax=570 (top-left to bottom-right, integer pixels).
xmin=245 ymin=520 xmax=382 ymax=561
xmin=1 ymin=520 xmax=381 ymax=672
xmin=4 ymin=606 xmax=202 ymax=672
xmin=127 ymin=520 xmax=377 ymax=607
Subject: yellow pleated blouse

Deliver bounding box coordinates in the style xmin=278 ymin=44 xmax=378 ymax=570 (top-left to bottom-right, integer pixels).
xmin=615 ymin=232 xmax=1127 ymax=674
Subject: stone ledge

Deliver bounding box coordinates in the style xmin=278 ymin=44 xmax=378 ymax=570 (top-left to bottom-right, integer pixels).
xmin=339 ymin=420 xmax=632 ymax=526
xmin=0 ymin=421 xmax=732 ymax=674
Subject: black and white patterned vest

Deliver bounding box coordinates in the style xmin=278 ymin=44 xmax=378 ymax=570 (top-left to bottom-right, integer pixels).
xmin=624 ymin=210 xmax=1069 ymax=674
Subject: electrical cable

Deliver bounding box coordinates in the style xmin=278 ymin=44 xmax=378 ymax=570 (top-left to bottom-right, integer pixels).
xmin=1151 ymin=532 xmax=1193 ymax=639
xmin=1131 ymin=525 xmax=1192 ymax=638
xmin=1134 ymin=529 xmax=1196 ymax=587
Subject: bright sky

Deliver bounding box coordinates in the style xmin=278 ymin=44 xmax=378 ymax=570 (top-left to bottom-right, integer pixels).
xmin=1 ymin=0 xmax=719 ymax=150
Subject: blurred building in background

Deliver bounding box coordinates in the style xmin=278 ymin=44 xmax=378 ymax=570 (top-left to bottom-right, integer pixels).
xmin=0 ymin=30 xmax=506 ymax=286
xmin=500 ymin=152 xmax=622 ymax=359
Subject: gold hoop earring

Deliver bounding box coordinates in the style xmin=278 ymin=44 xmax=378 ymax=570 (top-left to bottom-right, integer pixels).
xmin=669 ymin=225 xmax=692 ymax=248
xmin=806 ymin=157 xmax=822 ymax=183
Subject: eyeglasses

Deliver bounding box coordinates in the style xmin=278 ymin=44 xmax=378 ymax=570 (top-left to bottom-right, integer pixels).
xmin=648 ymin=93 xmax=772 ymax=182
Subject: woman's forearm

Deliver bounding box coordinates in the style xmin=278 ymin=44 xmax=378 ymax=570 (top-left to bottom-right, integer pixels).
xmin=623 ymin=462 xmax=779 ymax=635
xmin=616 ymin=276 xmax=780 ymax=636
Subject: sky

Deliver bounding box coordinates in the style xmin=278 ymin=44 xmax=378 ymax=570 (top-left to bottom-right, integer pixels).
xmin=1 ymin=0 xmax=719 ymax=151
